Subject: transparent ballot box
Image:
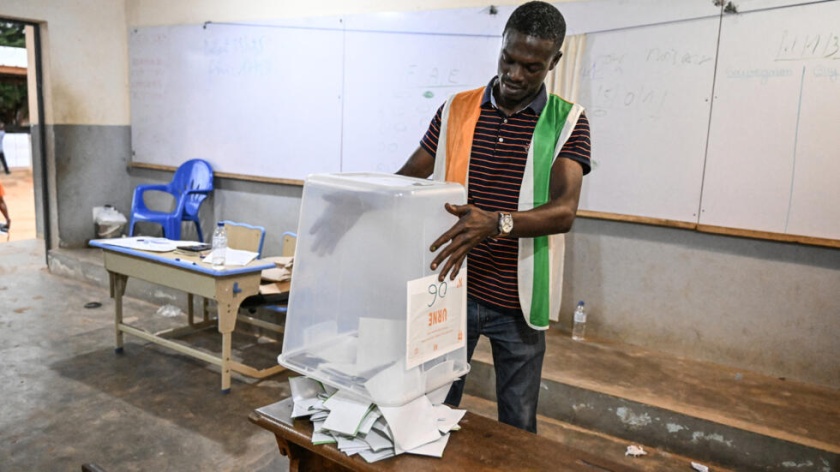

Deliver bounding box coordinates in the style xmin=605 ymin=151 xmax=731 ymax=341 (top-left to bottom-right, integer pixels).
xmin=279 ymin=173 xmax=470 ymax=406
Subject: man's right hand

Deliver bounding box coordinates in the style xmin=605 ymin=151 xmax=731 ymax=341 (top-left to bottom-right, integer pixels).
xmin=429 ymin=203 xmax=498 ymax=282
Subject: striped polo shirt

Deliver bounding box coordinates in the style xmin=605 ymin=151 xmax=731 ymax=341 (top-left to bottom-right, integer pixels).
xmin=420 ymin=78 xmax=592 ymax=313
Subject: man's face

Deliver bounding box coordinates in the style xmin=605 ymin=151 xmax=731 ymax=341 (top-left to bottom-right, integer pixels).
xmin=496 ymin=30 xmax=562 ymax=107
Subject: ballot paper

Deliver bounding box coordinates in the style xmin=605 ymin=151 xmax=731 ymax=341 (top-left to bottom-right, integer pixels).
xmin=407 ymin=433 xmax=450 ymax=457
xmin=322 ymin=390 xmax=373 ymax=436
xmin=287 ymin=376 xmax=466 ymax=463
xmin=378 ymin=395 xmax=442 ymax=451
xmin=434 ymin=404 xmax=467 ymax=434
xmin=311 ymin=423 xmax=336 ymax=445
xmin=289 ymin=376 xmax=325 ymax=418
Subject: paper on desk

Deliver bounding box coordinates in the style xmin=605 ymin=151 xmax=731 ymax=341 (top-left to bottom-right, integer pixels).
xmin=337 ymin=435 xmax=371 ymax=455
xmin=287 ymin=376 xmax=466 ymax=464
xmin=289 ymin=376 xmax=323 ymax=417
xmin=359 ymin=448 xmax=396 ymax=463
xmin=378 ymin=395 xmax=442 ymax=451
xmin=433 ymin=404 xmax=466 ymax=433
xmin=363 ymin=428 xmax=393 ymax=452
xmin=311 ymin=421 xmax=336 ymax=445
xmin=310 ymin=409 xmax=329 ymax=422
xmin=202 ymin=248 xmax=258 ymax=266
xmin=407 ymin=432 xmax=450 ymax=457
xmin=357 ymin=409 xmax=382 ymax=436
xmin=292 ymin=398 xmax=321 ymax=418
xmin=91 ymin=236 xmax=179 ymax=252
xmin=322 ymin=390 xmax=373 ymax=436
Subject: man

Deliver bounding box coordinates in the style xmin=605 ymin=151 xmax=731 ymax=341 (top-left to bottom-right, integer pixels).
xmin=0 ymin=122 xmax=9 ymax=174
xmin=397 ymin=1 xmax=591 ymax=433
xmin=0 ymin=179 xmax=10 ymax=233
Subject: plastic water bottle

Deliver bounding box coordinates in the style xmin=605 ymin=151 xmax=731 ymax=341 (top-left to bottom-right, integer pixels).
xmin=211 ymin=222 xmax=227 ymax=268
xmin=572 ymin=300 xmax=587 ymax=341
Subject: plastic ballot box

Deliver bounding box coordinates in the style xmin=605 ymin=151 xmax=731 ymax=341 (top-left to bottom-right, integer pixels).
xmin=279 ymin=173 xmax=470 ymax=406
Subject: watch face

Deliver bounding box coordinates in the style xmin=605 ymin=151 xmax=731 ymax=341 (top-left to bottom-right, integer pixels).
xmin=499 ymin=213 xmax=513 ymax=234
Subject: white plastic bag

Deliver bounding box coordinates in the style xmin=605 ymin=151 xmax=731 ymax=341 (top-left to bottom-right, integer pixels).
xmin=93 ymin=205 xmax=127 ymax=238
xmin=155 ymin=304 xmax=182 ymax=318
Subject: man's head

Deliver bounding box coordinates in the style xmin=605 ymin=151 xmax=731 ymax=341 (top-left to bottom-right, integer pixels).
xmin=504 ymin=1 xmax=566 ymax=50
xmin=496 ymin=1 xmax=567 ymax=110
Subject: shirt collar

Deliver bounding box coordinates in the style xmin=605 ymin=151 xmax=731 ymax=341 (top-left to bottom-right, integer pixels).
xmin=482 ymin=76 xmax=548 ymax=115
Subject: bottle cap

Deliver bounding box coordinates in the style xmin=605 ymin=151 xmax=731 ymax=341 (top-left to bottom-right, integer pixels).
xmin=578 ymin=300 xmax=585 ymax=306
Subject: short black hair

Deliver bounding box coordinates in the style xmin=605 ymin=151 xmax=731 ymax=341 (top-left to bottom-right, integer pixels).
xmin=503 ymin=1 xmax=567 ymax=50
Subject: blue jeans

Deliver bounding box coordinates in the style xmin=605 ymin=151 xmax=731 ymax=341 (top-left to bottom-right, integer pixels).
xmin=445 ymin=298 xmax=546 ymax=433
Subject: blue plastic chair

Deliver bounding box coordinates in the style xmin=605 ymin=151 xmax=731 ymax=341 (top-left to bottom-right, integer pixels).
xmin=128 ymin=159 xmax=214 ymax=241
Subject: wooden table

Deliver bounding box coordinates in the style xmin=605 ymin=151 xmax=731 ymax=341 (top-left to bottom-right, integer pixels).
xmin=250 ymin=398 xmax=642 ymax=472
xmin=90 ymin=240 xmax=277 ymax=392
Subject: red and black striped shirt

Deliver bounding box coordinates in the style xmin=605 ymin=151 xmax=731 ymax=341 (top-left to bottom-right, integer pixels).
xmin=420 ymin=79 xmax=591 ymax=313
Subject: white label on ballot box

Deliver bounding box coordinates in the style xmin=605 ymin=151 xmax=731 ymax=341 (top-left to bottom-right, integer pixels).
xmin=406 ymin=273 xmax=466 ymax=370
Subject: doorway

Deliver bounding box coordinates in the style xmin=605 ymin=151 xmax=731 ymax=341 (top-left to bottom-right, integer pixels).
xmin=0 ymin=19 xmax=46 ymax=246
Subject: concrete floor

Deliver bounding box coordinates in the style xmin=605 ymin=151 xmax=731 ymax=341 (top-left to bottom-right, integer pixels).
xmin=0 ymin=239 xmax=291 ymax=472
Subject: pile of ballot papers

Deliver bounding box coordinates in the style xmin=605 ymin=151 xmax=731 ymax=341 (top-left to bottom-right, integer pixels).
xmin=289 ymin=376 xmax=466 ymax=463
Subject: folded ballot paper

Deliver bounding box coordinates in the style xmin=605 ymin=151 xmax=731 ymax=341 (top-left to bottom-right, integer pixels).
xmin=288 ymin=376 xmax=466 ymax=462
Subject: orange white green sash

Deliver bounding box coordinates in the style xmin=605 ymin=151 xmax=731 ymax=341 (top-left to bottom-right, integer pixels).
xmin=433 ymin=86 xmax=584 ymax=329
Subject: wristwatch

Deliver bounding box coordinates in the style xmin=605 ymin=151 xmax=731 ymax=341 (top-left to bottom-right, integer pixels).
xmin=498 ymin=212 xmax=514 ymax=237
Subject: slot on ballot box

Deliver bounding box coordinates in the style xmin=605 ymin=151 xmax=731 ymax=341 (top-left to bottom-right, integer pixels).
xmin=279 ymin=173 xmax=469 ymax=407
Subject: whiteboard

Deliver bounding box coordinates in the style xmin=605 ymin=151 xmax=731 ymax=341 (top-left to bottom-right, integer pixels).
xmin=700 ymin=1 xmax=840 ymax=239
xmin=129 ymin=8 xmax=511 ymax=180
xmin=576 ymin=17 xmax=718 ymax=222
xmin=341 ymin=31 xmax=500 ymax=173
xmin=129 ymin=19 xmax=345 ymax=180
xmin=340 ymin=7 xmax=510 ymax=173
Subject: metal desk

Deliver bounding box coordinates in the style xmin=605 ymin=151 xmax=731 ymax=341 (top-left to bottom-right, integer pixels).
xmin=90 ymin=240 xmax=277 ymax=392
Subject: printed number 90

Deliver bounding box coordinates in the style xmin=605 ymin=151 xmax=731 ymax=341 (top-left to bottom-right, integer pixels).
xmin=428 ymin=281 xmax=448 ymax=307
